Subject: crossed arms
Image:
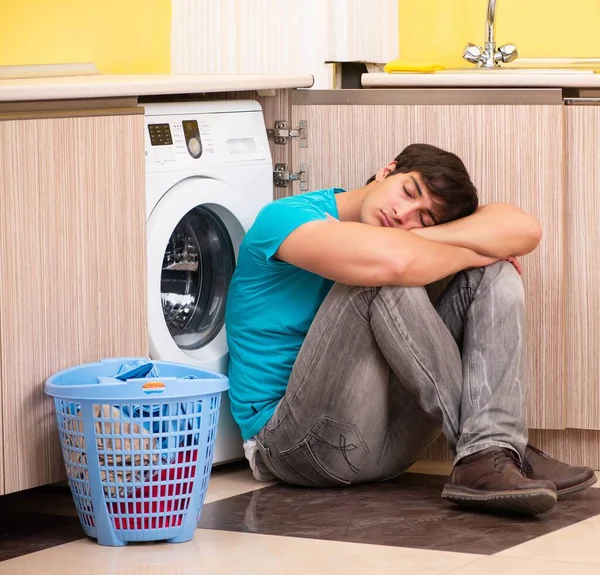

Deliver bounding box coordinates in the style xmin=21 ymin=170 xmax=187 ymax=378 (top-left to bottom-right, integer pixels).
xmin=275 ymin=204 xmax=541 ymax=287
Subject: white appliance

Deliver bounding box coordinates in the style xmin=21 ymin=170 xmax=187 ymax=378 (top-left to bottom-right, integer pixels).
xmin=144 ymin=100 xmax=273 ymax=464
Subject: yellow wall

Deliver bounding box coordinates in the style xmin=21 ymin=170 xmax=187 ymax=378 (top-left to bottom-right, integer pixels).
xmin=0 ymin=0 xmax=171 ymax=74
xmin=399 ymin=0 xmax=600 ymax=67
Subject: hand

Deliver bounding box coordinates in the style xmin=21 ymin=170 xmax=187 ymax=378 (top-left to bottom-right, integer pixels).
xmin=506 ymin=256 xmax=522 ymax=275
xmin=470 ymin=253 xmax=522 ymax=275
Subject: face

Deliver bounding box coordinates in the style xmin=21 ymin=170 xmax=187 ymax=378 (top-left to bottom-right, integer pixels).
xmin=360 ymin=162 xmax=439 ymax=231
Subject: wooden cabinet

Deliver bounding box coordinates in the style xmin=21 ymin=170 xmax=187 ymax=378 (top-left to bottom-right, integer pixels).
xmin=565 ymin=105 xmax=600 ymax=430
xmin=290 ymin=98 xmax=565 ymax=430
xmin=0 ymin=90 xmax=598 ymax=486
xmin=0 ymin=109 xmax=148 ymax=493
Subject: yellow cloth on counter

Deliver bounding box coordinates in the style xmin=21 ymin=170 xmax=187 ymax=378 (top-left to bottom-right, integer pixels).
xmin=384 ymin=58 xmax=446 ymax=73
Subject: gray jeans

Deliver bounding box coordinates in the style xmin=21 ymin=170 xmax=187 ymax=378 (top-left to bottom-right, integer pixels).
xmin=255 ymin=261 xmax=528 ymax=488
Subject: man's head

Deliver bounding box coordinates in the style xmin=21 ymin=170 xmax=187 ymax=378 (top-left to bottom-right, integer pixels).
xmin=360 ymin=143 xmax=479 ymax=231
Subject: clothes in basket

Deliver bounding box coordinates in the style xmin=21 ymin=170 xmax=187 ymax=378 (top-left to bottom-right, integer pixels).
xmin=61 ymin=360 xmax=202 ymax=498
xmin=62 ymin=404 xmax=158 ymax=497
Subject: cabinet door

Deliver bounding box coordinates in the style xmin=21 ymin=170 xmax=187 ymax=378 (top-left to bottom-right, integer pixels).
xmin=0 ymin=112 xmax=148 ymax=493
xmin=291 ymin=102 xmax=565 ymax=430
xmin=565 ymin=106 xmax=600 ymax=429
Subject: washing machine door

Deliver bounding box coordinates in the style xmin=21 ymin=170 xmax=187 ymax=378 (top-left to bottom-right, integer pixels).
xmin=147 ymin=177 xmax=246 ymax=373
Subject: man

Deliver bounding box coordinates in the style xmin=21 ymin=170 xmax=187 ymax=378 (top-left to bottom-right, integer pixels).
xmin=225 ymin=143 xmax=595 ymax=516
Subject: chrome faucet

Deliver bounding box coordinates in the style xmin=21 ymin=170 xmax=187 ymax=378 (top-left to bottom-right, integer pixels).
xmin=463 ymin=0 xmax=519 ymax=68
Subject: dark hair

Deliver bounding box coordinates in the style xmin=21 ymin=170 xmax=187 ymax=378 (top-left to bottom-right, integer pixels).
xmin=366 ymin=143 xmax=478 ymax=223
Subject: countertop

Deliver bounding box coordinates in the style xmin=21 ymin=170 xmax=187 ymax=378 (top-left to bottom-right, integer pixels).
xmin=0 ymin=74 xmax=315 ymax=102
xmin=362 ymin=72 xmax=600 ymax=89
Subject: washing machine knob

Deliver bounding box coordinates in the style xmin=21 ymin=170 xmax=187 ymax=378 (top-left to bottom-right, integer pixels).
xmin=188 ymin=137 xmax=201 ymax=158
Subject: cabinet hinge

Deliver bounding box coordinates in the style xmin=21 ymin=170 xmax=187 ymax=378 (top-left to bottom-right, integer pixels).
xmin=273 ymin=163 xmax=309 ymax=192
xmin=267 ymin=120 xmax=308 ymax=147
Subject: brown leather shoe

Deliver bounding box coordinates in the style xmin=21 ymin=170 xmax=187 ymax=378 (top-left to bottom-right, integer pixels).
xmin=442 ymin=447 xmax=557 ymax=515
xmin=523 ymin=444 xmax=597 ymax=499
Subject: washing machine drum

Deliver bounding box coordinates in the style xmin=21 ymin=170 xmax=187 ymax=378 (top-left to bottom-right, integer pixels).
xmin=160 ymin=205 xmax=235 ymax=351
xmin=147 ymin=176 xmax=246 ymax=367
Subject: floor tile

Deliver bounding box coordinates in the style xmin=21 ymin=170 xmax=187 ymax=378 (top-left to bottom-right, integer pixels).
xmin=198 ymin=473 xmax=600 ymax=555
xmin=447 ymin=556 xmax=600 ymax=575
xmin=0 ymin=508 xmax=83 ymax=563
xmin=448 ymin=556 xmax=598 ymax=575
xmin=0 ymin=529 xmax=483 ymax=575
xmin=0 ymin=484 xmax=78 ymax=517
xmin=205 ymin=461 xmax=274 ymax=503
xmin=500 ymin=512 xmax=600 ymax=564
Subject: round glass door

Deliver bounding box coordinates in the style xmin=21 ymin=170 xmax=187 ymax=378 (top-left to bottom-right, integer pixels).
xmin=160 ymin=205 xmax=235 ymax=350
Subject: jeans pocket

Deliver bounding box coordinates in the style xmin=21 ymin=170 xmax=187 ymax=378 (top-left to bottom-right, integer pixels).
xmin=280 ymin=417 xmax=369 ymax=487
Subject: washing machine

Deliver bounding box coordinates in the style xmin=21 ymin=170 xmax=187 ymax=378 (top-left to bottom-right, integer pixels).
xmin=144 ymin=100 xmax=273 ymax=464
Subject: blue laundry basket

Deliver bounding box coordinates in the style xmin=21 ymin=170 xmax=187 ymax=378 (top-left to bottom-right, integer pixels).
xmin=45 ymin=357 xmax=229 ymax=547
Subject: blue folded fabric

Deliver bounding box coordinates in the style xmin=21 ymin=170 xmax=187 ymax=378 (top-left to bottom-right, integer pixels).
xmin=114 ymin=360 xmax=160 ymax=381
xmin=96 ymin=360 xmax=200 ymax=384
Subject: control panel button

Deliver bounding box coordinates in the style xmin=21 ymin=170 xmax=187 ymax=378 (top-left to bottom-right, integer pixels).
xmin=183 ymin=120 xmax=202 ymax=158
xmin=188 ymin=137 xmax=201 ymax=158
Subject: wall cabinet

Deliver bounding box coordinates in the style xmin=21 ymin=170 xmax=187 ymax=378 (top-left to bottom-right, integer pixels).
xmin=0 ymin=109 xmax=148 ymax=493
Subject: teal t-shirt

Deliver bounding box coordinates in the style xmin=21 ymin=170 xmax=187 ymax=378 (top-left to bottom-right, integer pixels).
xmin=225 ymin=188 xmax=344 ymax=440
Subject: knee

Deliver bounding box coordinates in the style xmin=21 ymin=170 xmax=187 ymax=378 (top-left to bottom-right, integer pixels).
xmin=484 ymin=261 xmax=525 ymax=305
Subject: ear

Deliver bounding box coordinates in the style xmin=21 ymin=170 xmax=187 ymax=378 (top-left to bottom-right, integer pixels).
xmin=374 ymin=161 xmax=397 ymax=182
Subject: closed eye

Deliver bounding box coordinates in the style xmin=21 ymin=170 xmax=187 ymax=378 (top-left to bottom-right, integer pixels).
xmin=403 ymin=186 xmax=414 ymax=199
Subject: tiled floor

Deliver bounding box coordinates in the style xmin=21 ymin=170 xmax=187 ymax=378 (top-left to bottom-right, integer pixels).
xmin=198 ymin=473 xmax=600 ymax=554
xmin=0 ymin=463 xmax=600 ymax=574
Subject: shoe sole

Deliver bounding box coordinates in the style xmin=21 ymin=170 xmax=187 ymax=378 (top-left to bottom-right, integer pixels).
xmin=441 ymin=486 xmax=557 ymax=515
xmin=557 ymin=474 xmax=598 ymax=499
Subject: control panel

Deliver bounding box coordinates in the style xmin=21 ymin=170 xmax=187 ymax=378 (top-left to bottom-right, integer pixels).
xmin=144 ymin=109 xmax=271 ymax=173
xmin=146 ymin=119 xmax=211 ymax=164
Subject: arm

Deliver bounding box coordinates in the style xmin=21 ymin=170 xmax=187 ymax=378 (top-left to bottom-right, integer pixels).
xmin=412 ymin=203 xmax=542 ymax=258
xmin=276 ymin=220 xmax=496 ymax=287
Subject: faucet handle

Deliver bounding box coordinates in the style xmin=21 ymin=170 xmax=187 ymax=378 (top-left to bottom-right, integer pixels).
xmin=463 ymin=43 xmax=483 ymax=65
xmin=497 ymin=43 xmax=519 ymax=64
